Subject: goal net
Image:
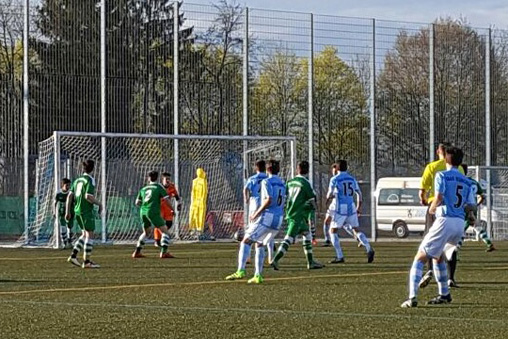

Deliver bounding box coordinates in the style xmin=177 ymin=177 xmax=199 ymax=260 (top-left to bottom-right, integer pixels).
xmin=18 ymin=132 xmax=296 ymax=248
xmin=466 ymin=166 xmax=508 ymax=241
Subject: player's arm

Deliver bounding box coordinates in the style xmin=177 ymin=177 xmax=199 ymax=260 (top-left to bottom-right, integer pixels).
xmin=135 ymin=190 xmax=142 ymax=207
xmin=172 ymin=185 xmax=183 ymax=211
xmin=65 ymin=192 xmax=74 ymax=221
xmin=325 ymin=178 xmax=335 ymax=202
xmin=429 ymin=173 xmax=444 ymax=215
xmin=162 ymin=195 xmax=172 ymax=209
xmin=354 ymin=180 xmax=363 ymax=214
xmin=250 ymin=181 xmax=271 ymax=221
xmin=476 ymin=182 xmax=485 ymax=206
xmin=419 ymin=164 xmax=432 ymax=206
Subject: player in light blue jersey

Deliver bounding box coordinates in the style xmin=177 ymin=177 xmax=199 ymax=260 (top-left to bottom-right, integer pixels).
xmin=402 ymin=146 xmax=476 ymax=308
xmin=226 ymin=160 xmax=286 ymax=284
xmin=326 ymin=160 xmax=375 ymax=264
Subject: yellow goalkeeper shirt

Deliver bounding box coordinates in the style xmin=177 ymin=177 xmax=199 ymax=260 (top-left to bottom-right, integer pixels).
xmin=420 ymin=158 xmax=465 ymax=203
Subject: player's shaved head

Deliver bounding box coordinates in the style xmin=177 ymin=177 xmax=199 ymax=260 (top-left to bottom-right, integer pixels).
xmin=82 ymin=160 xmax=94 ymax=173
xmin=255 ymin=160 xmax=266 ymax=172
xmin=148 ymin=171 xmax=159 ymax=182
xmin=298 ymin=161 xmax=309 ymax=175
xmin=267 ymin=159 xmax=280 ymax=175
xmin=61 ymin=178 xmax=71 ymax=186
xmin=445 ymin=146 xmax=463 ymax=167
xmin=161 ymin=172 xmax=171 ymax=178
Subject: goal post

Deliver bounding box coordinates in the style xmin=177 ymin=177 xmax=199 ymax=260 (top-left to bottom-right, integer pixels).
xmin=20 ymin=132 xmax=296 ymax=249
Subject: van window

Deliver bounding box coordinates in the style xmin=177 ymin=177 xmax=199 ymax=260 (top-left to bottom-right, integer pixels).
xmin=378 ymin=188 xmax=420 ymax=206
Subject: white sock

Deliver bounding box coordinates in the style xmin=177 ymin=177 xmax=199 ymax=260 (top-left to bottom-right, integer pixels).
xmin=409 ymin=260 xmax=424 ymax=299
xmin=136 ymin=233 xmax=146 ymax=249
xmin=323 ymin=222 xmax=330 ymax=241
xmin=237 ymin=242 xmax=251 ymax=271
xmin=330 ymin=232 xmax=343 ymax=259
xmin=255 ymin=246 xmax=265 ymax=276
xmin=267 ymin=238 xmax=275 ymax=263
xmin=357 ymin=232 xmax=372 ymax=252
xmin=433 ymin=260 xmax=449 ymax=296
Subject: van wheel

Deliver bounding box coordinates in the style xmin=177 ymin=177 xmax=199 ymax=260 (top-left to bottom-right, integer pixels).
xmin=393 ymin=221 xmax=409 ymax=238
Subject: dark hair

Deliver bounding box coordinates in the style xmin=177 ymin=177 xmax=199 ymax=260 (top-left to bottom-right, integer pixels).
xmin=61 ymin=178 xmax=71 ymax=186
xmin=461 ymin=164 xmax=468 ymax=175
xmin=266 ymin=159 xmax=280 ymax=175
xmin=161 ymin=172 xmax=171 ymax=178
xmin=255 ymin=160 xmax=266 ymax=172
xmin=438 ymin=142 xmax=452 ymax=152
xmin=298 ymin=161 xmax=310 ymax=175
xmin=148 ymin=170 xmax=159 ymax=182
xmin=445 ymin=146 xmax=464 ymax=167
xmin=82 ymin=160 xmax=95 ymax=173
xmin=337 ymin=160 xmax=348 ymax=172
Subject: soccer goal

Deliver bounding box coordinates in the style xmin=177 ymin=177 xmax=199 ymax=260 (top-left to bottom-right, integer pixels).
xmin=18 ymin=132 xmax=296 ymax=249
xmin=466 ymin=166 xmax=508 ymax=241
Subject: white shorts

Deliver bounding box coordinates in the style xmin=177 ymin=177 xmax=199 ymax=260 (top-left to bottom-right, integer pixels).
xmin=419 ymin=217 xmax=464 ymax=259
xmin=244 ymin=223 xmax=278 ymax=246
xmin=330 ymin=212 xmax=359 ymax=229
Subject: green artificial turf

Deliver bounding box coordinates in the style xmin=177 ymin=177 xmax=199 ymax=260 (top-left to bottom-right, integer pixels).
xmin=0 ymin=241 xmax=507 ymax=339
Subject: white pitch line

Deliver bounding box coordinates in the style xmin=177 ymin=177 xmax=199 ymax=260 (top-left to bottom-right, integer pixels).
xmin=0 ymin=299 xmax=506 ymax=325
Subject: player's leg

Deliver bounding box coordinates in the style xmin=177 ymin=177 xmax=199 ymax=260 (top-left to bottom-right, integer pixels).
xmin=301 ymin=231 xmax=324 ymax=269
xmin=226 ymin=223 xmax=259 ymax=280
xmin=153 ymin=228 xmax=162 ymax=247
xmin=427 ymin=254 xmax=452 ymax=304
xmin=401 ymin=250 xmax=428 ymax=308
xmin=80 ymin=213 xmax=99 ymax=268
xmin=328 ymin=215 xmax=345 ymax=263
xmin=420 ymin=206 xmax=436 ymax=287
xmin=266 ymin=237 xmax=275 ymax=264
xmin=67 ymin=215 xmax=86 ymax=266
xmin=248 ymin=229 xmax=277 ymax=284
xmin=350 ymin=219 xmax=375 ymax=263
xmin=474 ymin=225 xmax=495 ymax=251
xmin=322 ymin=213 xmax=331 ymax=246
xmin=66 ymin=216 xmax=74 ymax=247
xmin=59 ymin=215 xmax=69 ymax=247
xmin=157 ymin=221 xmax=174 ymax=258
xmin=133 ymin=214 xmax=151 ymax=258
xmin=271 ymin=219 xmax=298 ymax=269
xmin=444 ymin=244 xmax=459 ymax=287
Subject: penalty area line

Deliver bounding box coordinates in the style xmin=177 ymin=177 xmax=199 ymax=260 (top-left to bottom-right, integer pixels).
xmin=0 ymin=299 xmax=505 ymax=325
xmin=0 ymin=270 xmax=406 ymax=296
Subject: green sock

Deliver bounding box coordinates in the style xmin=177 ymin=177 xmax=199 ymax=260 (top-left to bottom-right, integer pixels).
xmin=479 ymin=230 xmax=492 ymax=246
xmin=303 ymin=240 xmax=313 ymax=264
xmin=273 ymin=240 xmax=290 ymax=263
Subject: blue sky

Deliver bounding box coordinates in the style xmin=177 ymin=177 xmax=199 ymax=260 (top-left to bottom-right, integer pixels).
xmin=188 ymin=0 xmax=508 ymax=29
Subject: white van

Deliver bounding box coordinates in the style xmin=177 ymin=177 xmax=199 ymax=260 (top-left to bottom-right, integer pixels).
xmin=375 ymin=177 xmax=502 ymax=238
xmin=375 ymin=177 xmax=426 ymax=238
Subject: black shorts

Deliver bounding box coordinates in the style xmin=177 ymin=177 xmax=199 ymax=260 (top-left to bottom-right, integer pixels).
xmin=165 ymin=220 xmax=173 ymax=229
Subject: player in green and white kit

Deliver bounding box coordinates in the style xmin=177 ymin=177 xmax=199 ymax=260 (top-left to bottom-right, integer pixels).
xmin=132 ymin=171 xmax=174 ymax=259
xmin=67 ymin=160 xmax=103 ymax=268
xmin=270 ymin=161 xmax=324 ymax=270
xmin=54 ymin=178 xmax=74 ymax=248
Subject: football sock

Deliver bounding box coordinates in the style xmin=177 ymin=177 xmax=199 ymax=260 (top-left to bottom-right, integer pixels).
xmin=255 ymin=246 xmax=265 ymax=276
xmin=357 ymin=232 xmax=372 ymax=252
xmin=154 ymin=228 xmax=162 ymax=242
xmin=84 ymin=237 xmax=93 ymax=261
xmin=237 ymin=242 xmax=251 ymax=271
xmin=302 ymin=233 xmax=314 ymax=264
xmin=267 ymin=238 xmax=275 ymax=263
xmin=71 ymin=234 xmax=85 ymax=257
xmin=61 ymin=226 xmax=68 ymax=243
xmin=161 ymin=233 xmax=170 ymax=253
xmin=330 ymin=232 xmax=344 ymax=259
xmin=136 ymin=233 xmax=146 ymax=253
xmin=409 ymin=260 xmax=424 ymax=299
xmin=433 ymin=259 xmax=449 ymax=296
xmin=447 ymin=250 xmax=458 ymax=281
xmin=476 ymin=227 xmax=493 ymax=246
xmin=273 ymin=236 xmax=293 ymax=263
xmin=323 ymin=222 xmax=330 ymax=242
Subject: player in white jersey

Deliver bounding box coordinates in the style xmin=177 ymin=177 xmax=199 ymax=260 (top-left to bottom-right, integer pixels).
xmin=401 ymin=146 xmax=476 ymax=308
xmin=226 ymin=160 xmax=286 ymax=284
xmin=326 ymin=160 xmax=375 ymax=264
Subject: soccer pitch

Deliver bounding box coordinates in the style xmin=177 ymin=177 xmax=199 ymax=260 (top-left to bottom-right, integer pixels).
xmin=0 ymin=242 xmax=506 ymax=339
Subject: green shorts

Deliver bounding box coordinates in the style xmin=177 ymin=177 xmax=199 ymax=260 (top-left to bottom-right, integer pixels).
xmin=75 ymin=213 xmax=95 ymax=232
xmin=59 ymin=215 xmax=74 ymax=228
xmin=141 ymin=212 xmax=165 ymax=229
xmin=286 ymin=218 xmax=310 ymax=238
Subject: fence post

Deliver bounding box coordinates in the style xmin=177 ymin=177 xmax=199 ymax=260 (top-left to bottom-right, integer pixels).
xmin=429 ymin=23 xmax=435 ymax=161
xmin=485 ymin=29 xmax=492 ymax=237
xmin=23 ymin=0 xmax=30 ymax=243
xmin=370 ymin=19 xmax=376 ymax=242
xmin=308 ymin=13 xmax=314 ymax=186
xmin=173 ymin=1 xmax=180 ymax=239
xmin=242 ymin=7 xmax=249 ymax=228
xmin=100 ymin=0 xmax=107 ymax=243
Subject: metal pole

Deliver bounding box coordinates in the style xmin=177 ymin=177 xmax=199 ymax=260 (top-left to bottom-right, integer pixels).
xmin=100 ymin=0 xmax=107 ymax=244
xmin=429 ymin=23 xmax=435 ymax=162
xmin=308 ymin=13 xmax=314 ymax=186
xmin=173 ymin=1 xmax=180 ymax=239
xmin=370 ymin=19 xmax=377 ymax=242
xmin=485 ymin=29 xmax=492 ymax=238
xmin=53 ymin=132 xmax=61 ymax=249
xmin=290 ymin=140 xmax=296 ymax=178
xmin=242 ymin=7 xmax=249 ymax=228
xmin=23 ymin=0 xmax=29 ymax=244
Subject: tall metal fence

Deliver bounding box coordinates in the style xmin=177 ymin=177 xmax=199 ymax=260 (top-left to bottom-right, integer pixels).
xmin=1 ymin=0 xmax=508 ymax=240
